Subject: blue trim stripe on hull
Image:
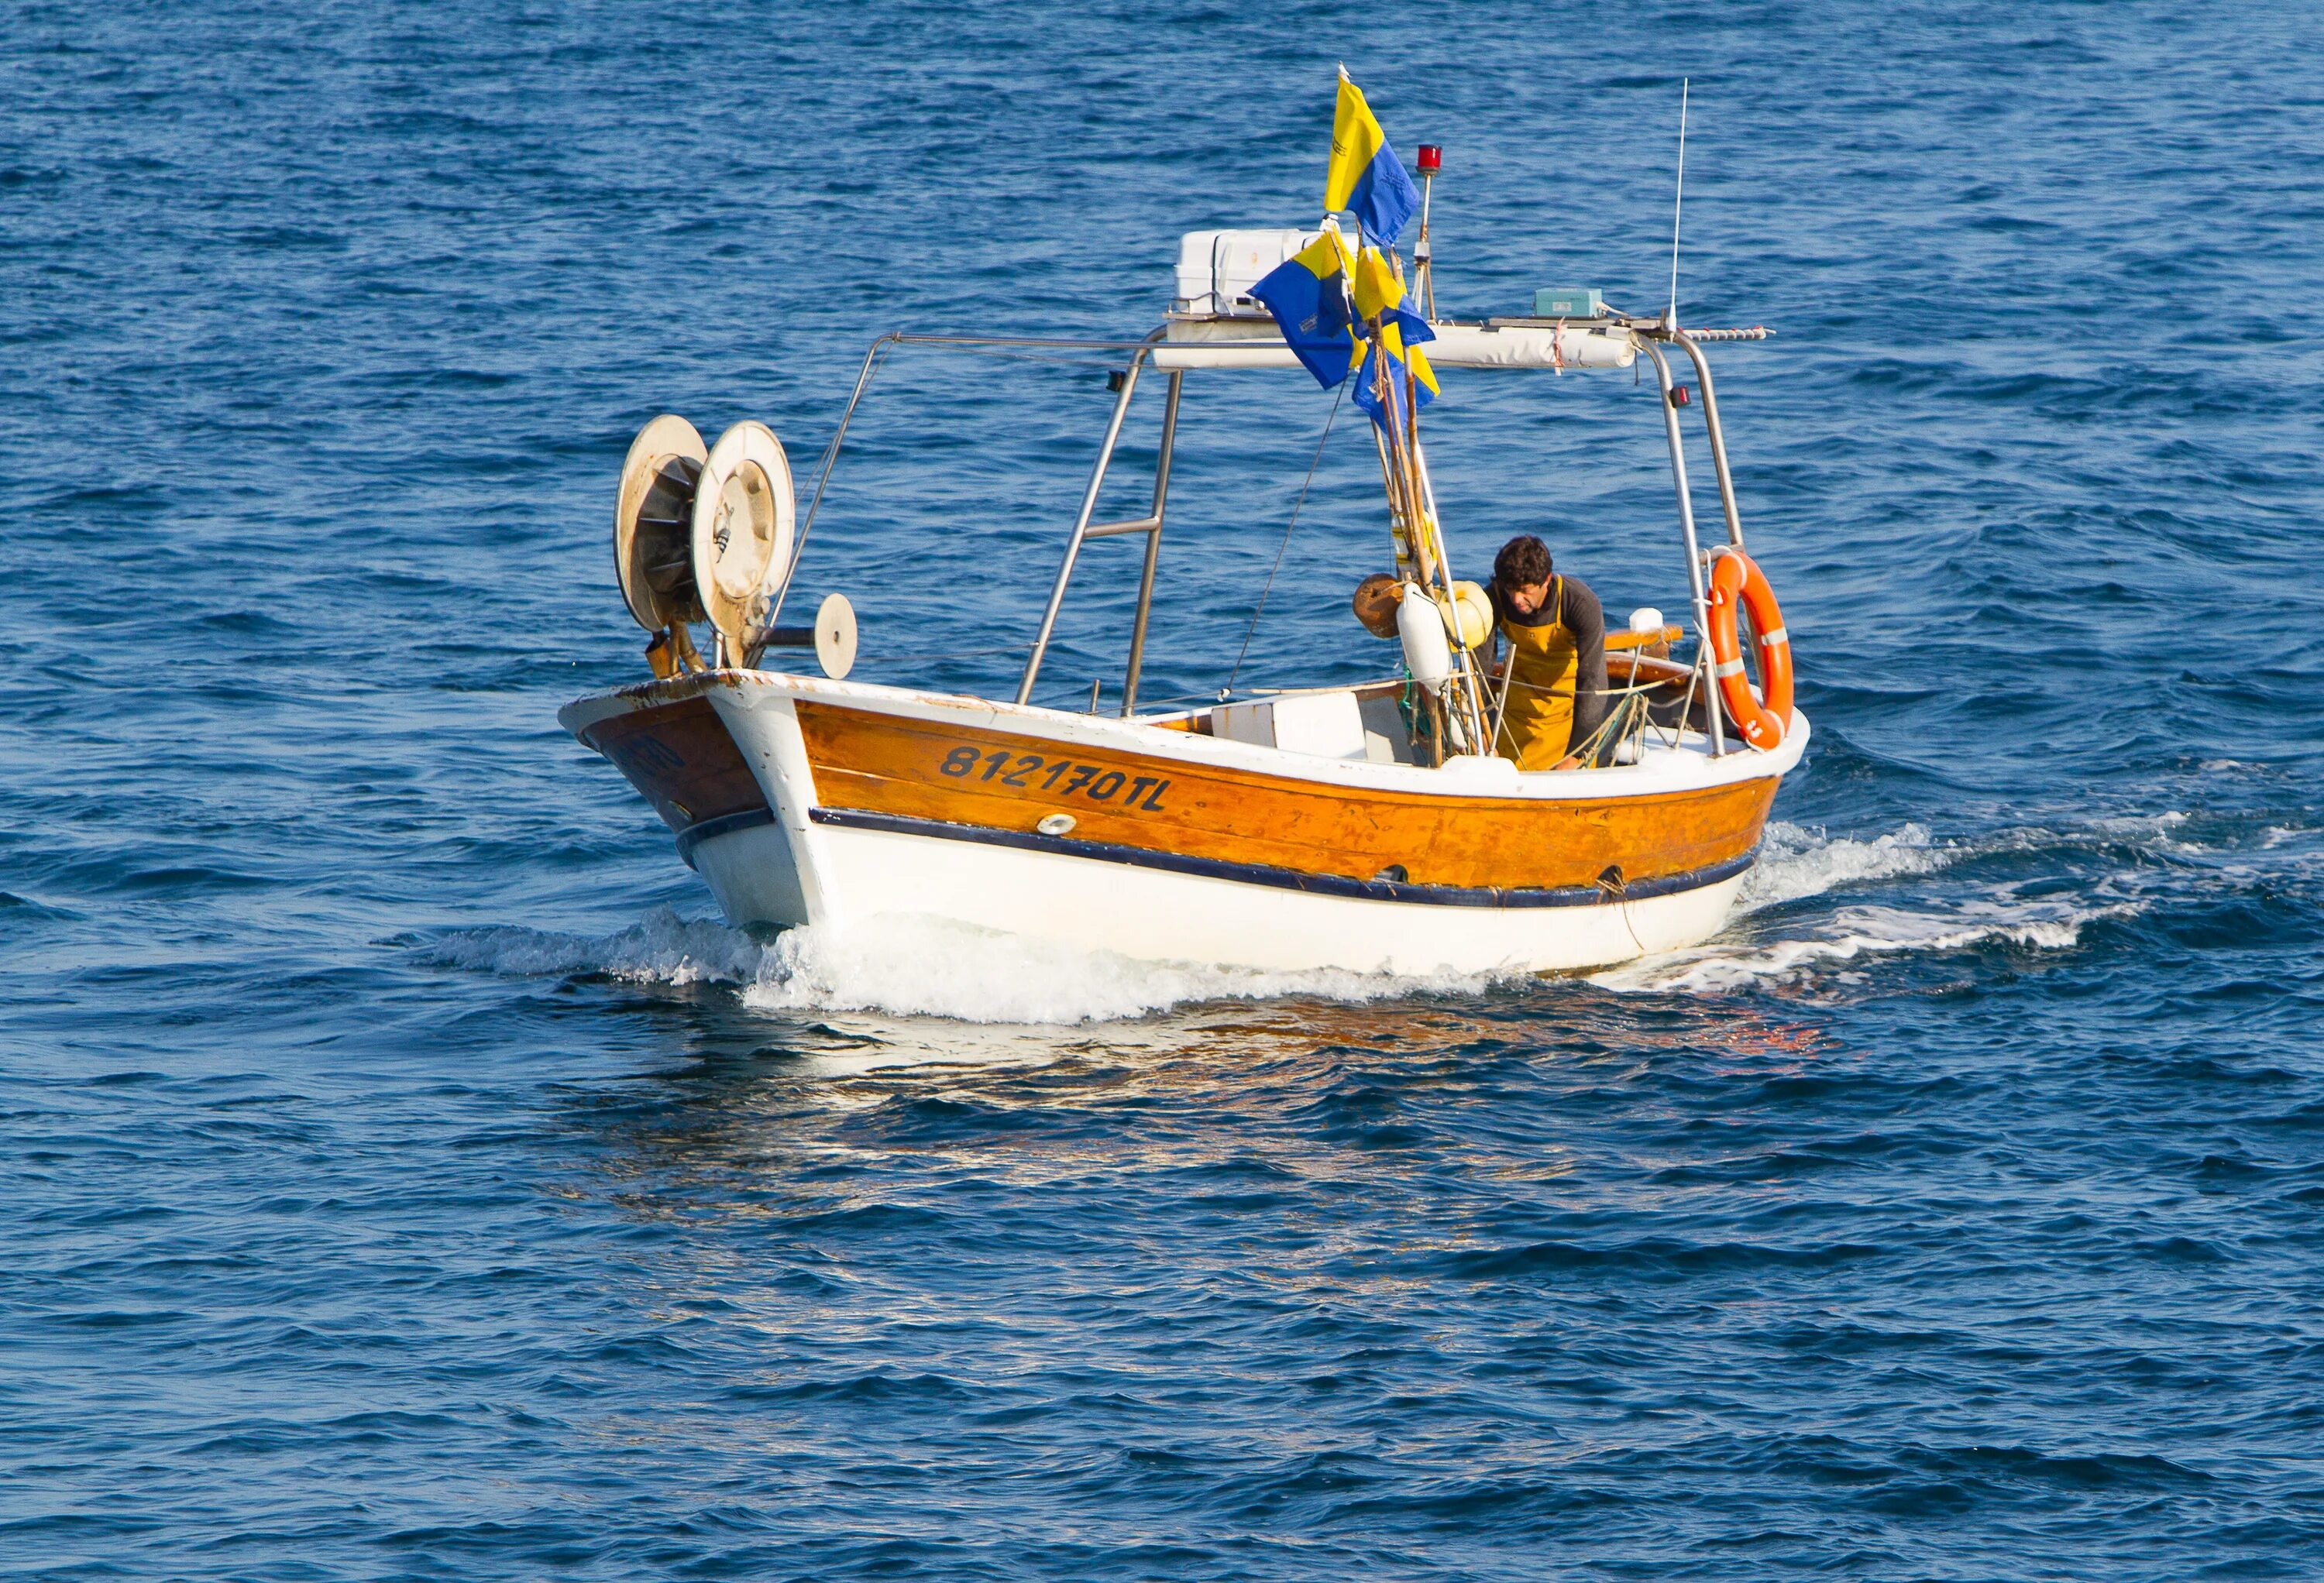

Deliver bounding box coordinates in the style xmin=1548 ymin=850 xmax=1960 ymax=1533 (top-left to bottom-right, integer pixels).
xmin=802 ymin=805 xmax=1755 ymax=910
xmin=674 ymin=805 xmax=779 ymax=868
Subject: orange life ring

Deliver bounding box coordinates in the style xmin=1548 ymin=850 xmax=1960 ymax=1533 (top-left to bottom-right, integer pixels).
xmin=1706 ymin=549 xmax=1793 ymax=749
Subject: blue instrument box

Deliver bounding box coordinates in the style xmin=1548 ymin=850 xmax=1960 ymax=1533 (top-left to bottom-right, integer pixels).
xmin=1532 ymin=287 xmax=1604 ymax=318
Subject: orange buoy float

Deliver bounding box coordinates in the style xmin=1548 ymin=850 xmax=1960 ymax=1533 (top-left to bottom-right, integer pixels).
xmin=1706 ymin=549 xmax=1794 ymax=749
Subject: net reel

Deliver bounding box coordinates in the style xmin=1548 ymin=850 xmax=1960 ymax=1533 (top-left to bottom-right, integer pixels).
xmin=615 ymin=414 xmax=710 ymax=641
xmin=614 ymin=414 xmax=851 ymax=677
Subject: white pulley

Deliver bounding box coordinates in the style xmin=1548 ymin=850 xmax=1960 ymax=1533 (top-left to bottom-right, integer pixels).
xmin=811 ymin=592 xmax=858 ymax=679
xmin=614 ymin=414 xmax=708 ymax=632
xmin=691 ymin=421 xmax=796 ymax=661
xmin=755 ymin=592 xmax=858 ymax=680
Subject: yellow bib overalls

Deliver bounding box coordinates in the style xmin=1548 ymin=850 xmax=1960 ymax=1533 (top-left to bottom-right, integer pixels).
xmin=1494 ymin=578 xmax=1580 ymax=771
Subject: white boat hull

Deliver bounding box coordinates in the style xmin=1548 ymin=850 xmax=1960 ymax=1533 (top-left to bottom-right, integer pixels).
xmin=696 ymin=812 xmax=1744 ymax=975
xmin=563 ymin=670 xmax=1805 ymax=978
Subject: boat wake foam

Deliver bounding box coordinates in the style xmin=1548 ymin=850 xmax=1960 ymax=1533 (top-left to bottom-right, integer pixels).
xmin=1594 ymin=818 xmax=2140 ymax=995
xmin=416 ymin=910 xmax=763 ymax=987
xmin=421 ymin=907 xmax=1507 ymax=1026
xmin=423 ymin=817 xmax=2166 ymax=1018
xmin=742 ymin=913 xmax=1508 ymax=1025
xmin=1736 ymin=819 xmax=1948 ymax=912
xmin=1592 ymin=898 xmax=2132 ymax=994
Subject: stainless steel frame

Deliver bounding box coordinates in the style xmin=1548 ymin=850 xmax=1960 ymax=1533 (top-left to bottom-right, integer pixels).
xmin=1671 ymin=328 xmax=1748 ymax=551
xmin=780 ymin=322 xmax=1769 ymax=757
xmin=1118 ymin=371 xmax=1182 ymax=716
xmin=1014 ymin=328 xmax=1177 ymax=706
xmin=1638 ymin=337 xmax=1727 ymax=756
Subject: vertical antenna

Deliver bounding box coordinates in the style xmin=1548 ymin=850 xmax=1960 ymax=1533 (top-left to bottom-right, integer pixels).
xmin=1666 ymin=77 xmax=1689 ymax=329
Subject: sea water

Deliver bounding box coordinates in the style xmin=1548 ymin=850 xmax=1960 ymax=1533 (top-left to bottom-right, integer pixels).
xmin=5 ymin=2 xmax=2322 ymax=1577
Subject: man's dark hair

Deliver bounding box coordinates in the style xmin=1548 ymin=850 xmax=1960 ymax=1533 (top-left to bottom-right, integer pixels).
xmin=1494 ymin=534 xmax=1552 ymax=589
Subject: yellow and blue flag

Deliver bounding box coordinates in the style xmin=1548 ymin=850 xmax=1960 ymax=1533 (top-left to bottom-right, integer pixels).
xmin=1248 ymin=228 xmax=1358 ymax=390
xmin=1348 ymin=246 xmax=1439 ymax=426
xmin=1325 ymin=71 xmax=1421 ymax=247
xmin=1353 ymin=322 xmax=1439 ymax=427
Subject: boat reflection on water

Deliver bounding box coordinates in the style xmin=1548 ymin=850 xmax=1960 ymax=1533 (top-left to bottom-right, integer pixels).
xmin=550 ymin=973 xmax=1832 ymax=1228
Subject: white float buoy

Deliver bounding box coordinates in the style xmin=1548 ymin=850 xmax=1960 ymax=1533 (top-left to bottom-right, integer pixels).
xmin=1444 ymin=580 xmax=1494 ymax=651
xmin=753 ymin=591 xmax=858 ymax=679
xmin=1397 ymin=582 xmax=1452 ymax=693
xmin=810 ymin=592 xmax=857 ymax=679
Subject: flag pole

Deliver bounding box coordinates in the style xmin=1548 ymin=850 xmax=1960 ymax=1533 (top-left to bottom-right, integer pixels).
xmin=1351 ymin=219 xmax=1432 ymax=586
xmin=1373 ymin=323 xmax=1483 ymax=756
xmin=1399 ymin=358 xmax=1487 ymax=750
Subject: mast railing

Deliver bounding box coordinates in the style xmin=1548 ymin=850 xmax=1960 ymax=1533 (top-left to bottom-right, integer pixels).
xmin=1669 ymin=328 xmax=1746 ymax=550
xmin=1117 ymin=370 xmax=1181 ymax=716
xmin=1638 ymin=337 xmax=1727 ymax=757
xmin=757 ymin=331 xmax=900 ymax=642
xmin=1016 ymin=328 xmax=1171 ymax=706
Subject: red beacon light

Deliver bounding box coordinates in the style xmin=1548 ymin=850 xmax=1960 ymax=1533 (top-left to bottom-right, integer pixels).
xmin=1415 ymin=143 xmax=1442 ymax=175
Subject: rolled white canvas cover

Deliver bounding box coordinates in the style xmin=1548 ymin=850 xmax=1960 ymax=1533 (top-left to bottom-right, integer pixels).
xmin=1153 ymin=317 xmax=1636 ymax=372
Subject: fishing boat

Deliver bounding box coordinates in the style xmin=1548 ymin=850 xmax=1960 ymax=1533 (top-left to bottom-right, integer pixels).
xmin=560 ymin=113 xmax=1806 ymax=977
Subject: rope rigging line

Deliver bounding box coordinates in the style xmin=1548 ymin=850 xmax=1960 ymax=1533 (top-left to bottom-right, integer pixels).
xmin=1224 ymin=384 xmax=1346 ymax=697
xmin=764 ymin=338 xmax=897 ymax=633
xmin=859 ymin=642 xmax=1033 ymax=665
xmin=965 ymin=348 xmax=1133 ymax=372
xmin=764 ymin=335 xmax=1144 ymax=639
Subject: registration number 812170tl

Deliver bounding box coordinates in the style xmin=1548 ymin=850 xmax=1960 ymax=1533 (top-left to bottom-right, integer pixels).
xmin=938 ymin=746 xmax=1171 ymax=812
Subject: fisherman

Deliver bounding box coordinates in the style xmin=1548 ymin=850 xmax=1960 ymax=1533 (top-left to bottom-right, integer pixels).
xmin=1486 ymin=534 xmax=1607 ymax=771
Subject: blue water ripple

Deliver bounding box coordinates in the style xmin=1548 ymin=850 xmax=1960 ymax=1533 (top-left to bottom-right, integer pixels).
xmin=6 ymin=0 xmax=2324 ymax=1578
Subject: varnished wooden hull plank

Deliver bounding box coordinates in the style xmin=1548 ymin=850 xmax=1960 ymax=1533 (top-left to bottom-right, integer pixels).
xmin=577 ymin=693 xmax=772 ymax=863
xmin=792 ymin=700 xmax=1773 ymax=894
